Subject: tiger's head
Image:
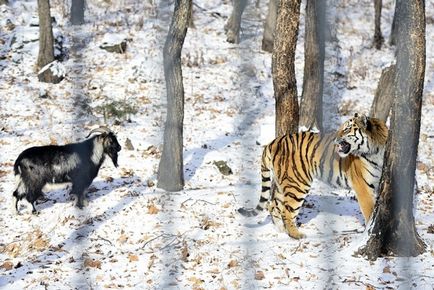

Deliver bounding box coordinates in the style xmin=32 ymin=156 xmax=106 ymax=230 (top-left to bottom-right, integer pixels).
xmin=334 ymin=113 xmax=388 ymax=158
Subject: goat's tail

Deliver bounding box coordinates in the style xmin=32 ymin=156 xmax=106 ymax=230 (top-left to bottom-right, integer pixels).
xmin=12 ymin=161 xmax=26 ymax=213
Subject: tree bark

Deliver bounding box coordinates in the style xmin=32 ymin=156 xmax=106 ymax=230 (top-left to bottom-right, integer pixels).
xmin=157 ymin=0 xmax=191 ymax=192
xmin=357 ymin=0 xmax=426 ymax=260
xmin=71 ymin=0 xmax=85 ymax=25
xmin=262 ymin=0 xmax=277 ymax=52
xmin=299 ymin=0 xmax=325 ymax=132
xmin=373 ymin=0 xmax=384 ymax=49
xmin=369 ymin=65 xmax=395 ymax=121
xmin=37 ymin=0 xmax=55 ymax=70
xmin=225 ymin=0 xmax=248 ymax=44
xmin=390 ymin=5 xmax=398 ymax=46
xmin=272 ymin=0 xmax=301 ymax=137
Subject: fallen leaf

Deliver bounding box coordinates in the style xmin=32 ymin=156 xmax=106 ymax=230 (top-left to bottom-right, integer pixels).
xmin=2 ymin=243 xmax=21 ymax=258
xmin=147 ymin=202 xmax=159 ymax=214
xmin=128 ymin=253 xmax=139 ymax=262
xmin=227 ymin=259 xmax=238 ymax=268
xmin=187 ymin=276 xmax=204 ymax=286
xmin=118 ymin=233 xmax=128 ymax=244
xmin=180 ymin=241 xmax=189 ymax=262
xmin=1 ymin=261 xmax=14 ymax=270
xmin=31 ymin=238 xmax=49 ymax=251
xmin=148 ymin=254 xmax=157 ymax=270
xmin=147 ymin=179 xmax=155 ymax=187
xmin=255 ymin=270 xmax=265 ymax=280
xmin=84 ymin=258 xmax=101 ymax=269
xmin=383 ymin=266 xmax=391 ymax=273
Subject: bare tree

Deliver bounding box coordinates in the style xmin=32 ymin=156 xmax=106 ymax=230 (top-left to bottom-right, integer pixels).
xmin=71 ymin=0 xmax=85 ymax=25
xmin=299 ymin=0 xmax=325 ymax=132
xmin=272 ymin=0 xmax=301 ymax=136
xmin=37 ymin=0 xmax=60 ymax=83
xmin=157 ymin=0 xmax=192 ymax=192
xmin=37 ymin=0 xmax=55 ymax=70
xmin=357 ymin=0 xmax=426 ymax=260
xmin=373 ymin=0 xmax=384 ymax=49
xmin=262 ymin=0 xmax=277 ymax=52
xmin=369 ymin=65 xmax=395 ymax=121
xmin=225 ymin=0 xmax=248 ymax=44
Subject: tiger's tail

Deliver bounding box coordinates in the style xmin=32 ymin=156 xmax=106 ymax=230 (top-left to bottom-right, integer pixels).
xmin=238 ymin=145 xmax=272 ymax=217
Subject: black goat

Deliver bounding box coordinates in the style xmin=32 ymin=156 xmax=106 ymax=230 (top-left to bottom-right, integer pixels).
xmin=13 ymin=127 xmax=121 ymax=214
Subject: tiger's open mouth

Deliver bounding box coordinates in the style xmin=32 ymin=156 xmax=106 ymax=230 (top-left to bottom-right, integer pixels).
xmin=337 ymin=140 xmax=351 ymax=155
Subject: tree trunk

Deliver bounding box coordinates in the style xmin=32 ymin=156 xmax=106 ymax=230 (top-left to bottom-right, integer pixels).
xmin=225 ymin=0 xmax=248 ymax=44
xmin=357 ymin=0 xmax=426 ymax=260
xmin=157 ymin=0 xmax=191 ymax=192
xmin=272 ymin=0 xmax=301 ymax=137
xmin=262 ymin=0 xmax=277 ymax=52
xmin=37 ymin=0 xmax=59 ymax=83
xmin=299 ymin=0 xmax=325 ymax=132
xmin=37 ymin=0 xmax=55 ymax=70
xmin=369 ymin=65 xmax=395 ymax=121
xmin=71 ymin=0 xmax=85 ymax=25
xmin=373 ymin=0 xmax=384 ymax=49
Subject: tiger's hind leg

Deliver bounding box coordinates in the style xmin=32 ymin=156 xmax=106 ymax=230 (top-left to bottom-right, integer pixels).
xmin=276 ymin=180 xmax=311 ymax=239
xmin=267 ymin=197 xmax=286 ymax=233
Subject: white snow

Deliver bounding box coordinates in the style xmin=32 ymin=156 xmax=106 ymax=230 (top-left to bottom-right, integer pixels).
xmin=38 ymin=60 xmax=66 ymax=77
xmin=0 ymin=0 xmax=433 ymax=289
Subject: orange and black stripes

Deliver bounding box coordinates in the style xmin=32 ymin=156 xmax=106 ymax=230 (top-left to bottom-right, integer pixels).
xmin=238 ymin=114 xmax=388 ymax=239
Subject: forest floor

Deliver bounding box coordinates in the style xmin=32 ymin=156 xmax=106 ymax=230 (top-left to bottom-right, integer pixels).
xmin=0 ymin=0 xmax=433 ymax=289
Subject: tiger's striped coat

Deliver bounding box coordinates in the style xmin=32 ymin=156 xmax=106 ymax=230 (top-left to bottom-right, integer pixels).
xmin=239 ymin=114 xmax=388 ymax=239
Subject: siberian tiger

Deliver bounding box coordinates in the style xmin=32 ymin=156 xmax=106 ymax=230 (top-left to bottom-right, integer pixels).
xmin=238 ymin=113 xmax=388 ymax=239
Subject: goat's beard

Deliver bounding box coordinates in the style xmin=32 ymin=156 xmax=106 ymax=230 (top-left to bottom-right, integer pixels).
xmin=108 ymin=151 xmax=119 ymax=167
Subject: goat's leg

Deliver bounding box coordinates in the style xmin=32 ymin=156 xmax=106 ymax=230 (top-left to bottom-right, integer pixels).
xmin=26 ymin=192 xmax=41 ymax=215
xmin=71 ymin=183 xmax=88 ymax=209
xmin=13 ymin=191 xmax=22 ymax=215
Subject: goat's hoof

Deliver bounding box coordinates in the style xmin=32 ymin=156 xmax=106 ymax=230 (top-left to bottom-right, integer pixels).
xmin=32 ymin=210 xmax=40 ymax=215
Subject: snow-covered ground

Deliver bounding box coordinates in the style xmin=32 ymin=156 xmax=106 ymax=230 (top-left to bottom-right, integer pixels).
xmin=0 ymin=0 xmax=433 ymax=289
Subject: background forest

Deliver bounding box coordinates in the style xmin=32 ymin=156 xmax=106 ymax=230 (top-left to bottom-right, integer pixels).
xmin=0 ymin=0 xmax=433 ymax=289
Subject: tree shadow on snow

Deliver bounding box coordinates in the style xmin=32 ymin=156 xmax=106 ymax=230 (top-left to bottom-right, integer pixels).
xmin=0 ymin=179 xmax=147 ymax=288
xmin=297 ymin=193 xmax=364 ymax=226
xmin=23 ymin=177 xmax=138 ymax=213
xmin=242 ymin=193 xmax=365 ymax=232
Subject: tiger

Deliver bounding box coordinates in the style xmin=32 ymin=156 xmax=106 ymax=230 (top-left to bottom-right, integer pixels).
xmin=238 ymin=113 xmax=388 ymax=239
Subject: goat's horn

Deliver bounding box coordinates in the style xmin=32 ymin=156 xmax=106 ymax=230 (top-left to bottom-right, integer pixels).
xmin=86 ymin=126 xmax=111 ymax=138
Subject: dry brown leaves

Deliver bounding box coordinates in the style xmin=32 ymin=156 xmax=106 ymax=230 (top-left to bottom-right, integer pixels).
xmin=0 ymin=261 xmax=14 ymax=271
xmin=200 ymin=216 xmax=221 ymax=230
xmin=0 ymin=242 xmax=21 ymax=258
xmin=117 ymin=230 xmax=129 ymax=244
xmin=84 ymin=258 xmax=102 ymax=269
xmin=227 ymin=259 xmax=238 ymax=268
xmin=128 ymin=253 xmax=139 ymax=262
xmin=180 ymin=240 xmax=189 ymax=262
xmin=147 ymin=201 xmax=159 ymax=215
xmin=255 ymin=270 xmax=265 ymax=280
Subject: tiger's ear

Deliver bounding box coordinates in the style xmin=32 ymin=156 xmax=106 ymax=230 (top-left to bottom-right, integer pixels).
xmin=361 ymin=114 xmax=372 ymax=131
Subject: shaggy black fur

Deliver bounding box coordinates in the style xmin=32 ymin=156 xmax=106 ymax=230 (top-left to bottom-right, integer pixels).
xmin=13 ymin=131 xmax=121 ymax=214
